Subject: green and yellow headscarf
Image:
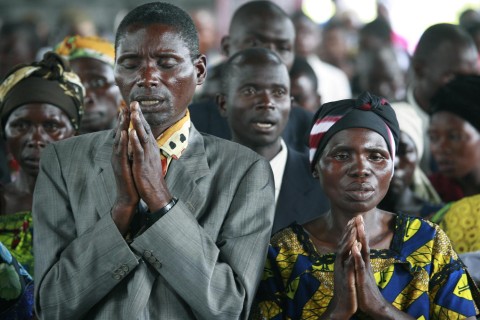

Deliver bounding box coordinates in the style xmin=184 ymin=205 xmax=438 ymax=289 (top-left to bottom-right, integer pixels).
xmin=54 ymin=35 xmax=115 ymax=67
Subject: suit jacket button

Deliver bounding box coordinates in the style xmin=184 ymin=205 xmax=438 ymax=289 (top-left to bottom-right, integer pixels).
xmin=153 ymin=261 xmax=162 ymax=268
xmin=121 ymin=264 xmax=129 ymax=272
xmin=147 ymin=256 xmax=156 ymax=264
xmin=113 ymin=274 xmax=122 ymax=280
xmin=144 ymin=250 xmax=152 ymax=258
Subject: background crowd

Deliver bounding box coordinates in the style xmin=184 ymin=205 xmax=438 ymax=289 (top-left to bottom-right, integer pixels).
xmin=1 ymin=0 xmax=480 ymax=318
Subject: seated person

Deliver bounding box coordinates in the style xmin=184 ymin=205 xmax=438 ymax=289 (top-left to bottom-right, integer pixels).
xmin=289 ymin=56 xmax=322 ymax=113
xmin=0 ymin=52 xmax=83 ymax=275
xmin=190 ymin=1 xmax=312 ymax=154
xmin=428 ymin=75 xmax=480 ymax=202
xmin=55 ymin=35 xmax=123 ymax=134
xmin=379 ymin=103 xmax=443 ymax=217
xmin=252 ymin=92 xmax=480 ymax=319
xmin=217 ymin=47 xmax=329 ymax=233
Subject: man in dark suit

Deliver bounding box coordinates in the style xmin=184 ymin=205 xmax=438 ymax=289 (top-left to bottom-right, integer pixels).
xmin=33 ymin=3 xmax=275 ymax=319
xmin=190 ymin=0 xmax=312 ymax=155
xmin=218 ymin=47 xmax=329 ymax=233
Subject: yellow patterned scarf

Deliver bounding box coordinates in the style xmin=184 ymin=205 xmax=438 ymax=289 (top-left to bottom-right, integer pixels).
xmin=54 ymin=35 xmax=115 ymax=66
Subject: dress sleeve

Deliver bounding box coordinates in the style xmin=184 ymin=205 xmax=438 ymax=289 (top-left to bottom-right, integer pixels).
xmin=429 ymin=225 xmax=480 ymax=318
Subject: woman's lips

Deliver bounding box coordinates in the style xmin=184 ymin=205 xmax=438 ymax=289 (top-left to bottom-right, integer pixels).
xmin=345 ymin=182 xmax=375 ymax=201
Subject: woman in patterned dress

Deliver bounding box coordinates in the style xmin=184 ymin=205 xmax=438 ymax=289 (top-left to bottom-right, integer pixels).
xmin=252 ymin=92 xmax=480 ymax=319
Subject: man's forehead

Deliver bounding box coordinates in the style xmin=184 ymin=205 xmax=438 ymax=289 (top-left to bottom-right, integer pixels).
xmin=231 ymin=16 xmax=294 ymax=41
xmin=116 ymin=24 xmax=190 ymax=53
xmin=232 ymin=64 xmax=290 ymax=86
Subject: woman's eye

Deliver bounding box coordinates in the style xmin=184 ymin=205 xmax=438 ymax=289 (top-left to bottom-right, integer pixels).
xmin=370 ymin=153 xmax=386 ymax=161
xmin=44 ymin=122 xmax=60 ymax=132
xmin=11 ymin=121 xmax=29 ymax=130
xmin=333 ymin=153 xmax=349 ymax=160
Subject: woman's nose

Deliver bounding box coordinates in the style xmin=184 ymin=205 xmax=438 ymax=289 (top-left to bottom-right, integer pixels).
xmin=26 ymin=126 xmax=48 ymax=148
xmin=349 ymin=156 xmax=371 ymax=177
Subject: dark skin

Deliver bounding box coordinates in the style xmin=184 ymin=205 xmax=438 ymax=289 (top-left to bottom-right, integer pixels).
xmin=112 ymin=23 xmax=206 ymax=235
xmin=413 ymin=41 xmax=478 ymax=113
xmin=1 ymin=104 xmax=76 ymax=215
xmin=380 ymin=132 xmax=425 ymax=214
xmin=292 ymin=15 xmax=320 ymax=58
xmin=290 ymin=73 xmax=321 ymax=113
xmin=221 ymin=10 xmax=295 ymax=70
xmin=218 ymin=61 xmax=291 ymax=161
xmin=304 ymin=128 xmax=415 ymax=319
xmin=428 ymin=111 xmax=480 ymax=197
xmin=70 ymin=57 xmax=122 ymax=134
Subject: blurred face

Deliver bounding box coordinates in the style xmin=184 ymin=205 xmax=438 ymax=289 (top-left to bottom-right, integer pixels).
xmin=320 ymin=28 xmax=348 ymax=62
xmin=114 ymin=23 xmax=206 ymax=135
xmin=226 ymin=15 xmax=295 ymax=69
xmin=293 ymin=17 xmax=320 ymax=57
xmin=4 ymin=104 xmax=75 ymax=176
xmin=389 ymin=132 xmax=417 ymax=195
xmin=220 ymin=63 xmax=291 ymax=149
xmin=366 ymin=64 xmax=404 ymax=101
xmin=416 ymin=42 xmax=478 ymax=100
xmin=316 ymin=128 xmax=393 ymax=213
xmin=290 ymin=74 xmax=320 ymax=112
xmin=428 ymin=111 xmax=480 ymax=178
xmin=70 ymin=58 xmax=121 ymax=134
xmin=0 ymin=31 xmax=36 ymax=80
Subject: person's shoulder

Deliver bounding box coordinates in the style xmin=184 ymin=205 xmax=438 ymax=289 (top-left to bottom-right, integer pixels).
xmin=270 ymin=223 xmax=304 ymax=251
xmin=45 ymin=130 xmax=113 ymax=160
xmin=398 ymin=214 xmax=452 ymax=249
xmin=52 ymin=130 xmax=112 ymax=149
xmin=200 ymin=132 xmax=266 ymax=164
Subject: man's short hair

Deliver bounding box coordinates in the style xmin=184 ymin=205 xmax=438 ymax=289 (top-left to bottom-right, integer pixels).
xmin=229 ymin=1 xmax=289 ymax=33
xmin=221 ymin=47 xmax=284 ymax=94
xmin=115 ymin=2 xmax=200 ymax=59
xmin=289 ymin=57 xmax=318 ymax=91
xmin=413 ymin=23 xmax=475 ymax=64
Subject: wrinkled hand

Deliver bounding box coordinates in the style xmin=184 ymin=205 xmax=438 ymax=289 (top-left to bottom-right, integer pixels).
xmin=111 ymin=108 xmax=139 ymax=234
xmin=323 ymin=218 xmax=358 ymax=319
xmin=352 ymin=216 xmax=393 ymax=317
xmin=128 ymin=102 xmax=172 ymax=212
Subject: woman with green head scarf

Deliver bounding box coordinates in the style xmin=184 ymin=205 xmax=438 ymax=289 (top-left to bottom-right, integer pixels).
xmin=0 ymin=51 xmax=84 ymax=277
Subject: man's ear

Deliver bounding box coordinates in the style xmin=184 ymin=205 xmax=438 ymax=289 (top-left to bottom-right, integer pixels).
xmin=195 ymin=54 xmax=207 ymax=85
xmin=221 ymin=36 xmax=231 ymax=57
xmin=216 ymin=93 xmax=228 ymax=118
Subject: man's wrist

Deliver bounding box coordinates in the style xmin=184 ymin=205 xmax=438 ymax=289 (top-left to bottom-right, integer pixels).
xmin=145 ymin=197 xmax=178 ymax=227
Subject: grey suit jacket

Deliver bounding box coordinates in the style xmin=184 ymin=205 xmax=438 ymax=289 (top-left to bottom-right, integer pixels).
xmin=33 ymin=126 xmax=275 ymax=320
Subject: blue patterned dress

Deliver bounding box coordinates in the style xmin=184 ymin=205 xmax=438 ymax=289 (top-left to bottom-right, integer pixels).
xmin=252 ymin=214 xmax=480 ymax=319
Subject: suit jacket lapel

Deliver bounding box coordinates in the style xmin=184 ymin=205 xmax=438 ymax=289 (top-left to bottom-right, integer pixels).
xmin=166 ymin=126 xmax=210 ymax=217
xmin=92 ymin=132 xmax=116 ymax=218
